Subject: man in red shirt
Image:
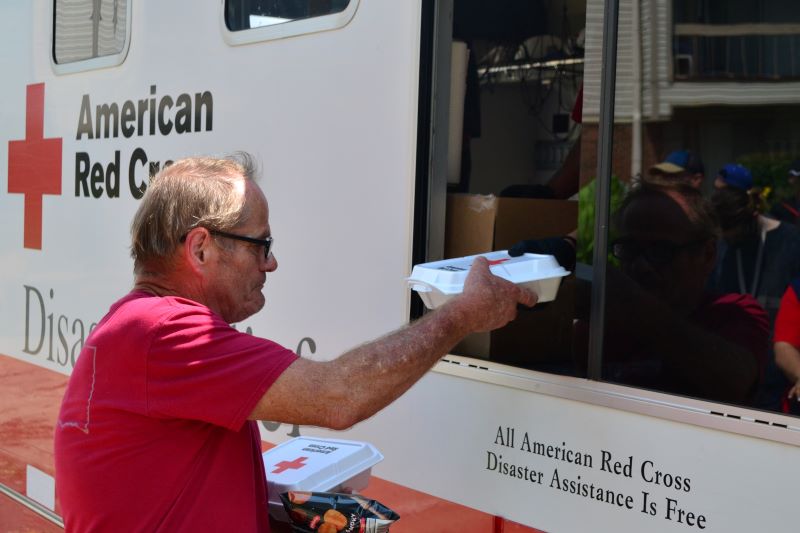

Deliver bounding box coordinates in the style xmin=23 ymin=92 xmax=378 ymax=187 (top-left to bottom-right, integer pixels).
xmin=54 ymin=154 xmax=537 ymax=532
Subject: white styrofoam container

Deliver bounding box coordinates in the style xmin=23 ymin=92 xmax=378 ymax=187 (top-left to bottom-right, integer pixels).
xmin=262 ymin=436 xmax=384 ymax=522
xmin=407 ymin=251 xmax=569 ymax=309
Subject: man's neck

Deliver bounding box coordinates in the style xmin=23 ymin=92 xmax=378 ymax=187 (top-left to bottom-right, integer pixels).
xmin=133 ymin=278 xmax=179 ymax=298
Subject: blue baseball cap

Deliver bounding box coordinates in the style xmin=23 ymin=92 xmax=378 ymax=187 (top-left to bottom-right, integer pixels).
xmin=717 ymin=163 xmax=753 ymax=190
xmin=649 ymin=150 xmax=705 ymax=176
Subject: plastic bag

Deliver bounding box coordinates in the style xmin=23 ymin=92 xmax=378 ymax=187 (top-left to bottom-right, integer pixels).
xmin=280 ymin=491 xmax=399 ymax=533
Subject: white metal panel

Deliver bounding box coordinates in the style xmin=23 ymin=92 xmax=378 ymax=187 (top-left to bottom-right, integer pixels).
xmin=311 ymin=360 xmax=800 ymax=532
xmin=5 ymin=3 xmax=800 ymax=532
xmin=0 ymin=0 xmax=423 ymax=374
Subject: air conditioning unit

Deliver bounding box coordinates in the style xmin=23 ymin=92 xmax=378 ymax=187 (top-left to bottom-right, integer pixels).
xmin=674 ymin=53 xmax=693 ymax=79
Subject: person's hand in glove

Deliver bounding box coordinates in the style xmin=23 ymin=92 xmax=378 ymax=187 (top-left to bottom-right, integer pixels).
xmin=508 ymin=232 xmax=577 ymax=271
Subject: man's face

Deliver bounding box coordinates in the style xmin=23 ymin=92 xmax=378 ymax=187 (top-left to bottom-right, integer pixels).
xmin=615 ymin=193 xmax=713 ymax=314
xmin=207 ymin=180 xmax=278 ymax=324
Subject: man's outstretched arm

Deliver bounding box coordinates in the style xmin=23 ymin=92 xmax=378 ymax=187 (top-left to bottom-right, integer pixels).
xmin=249 ymin=257 xmax=537 ymax=429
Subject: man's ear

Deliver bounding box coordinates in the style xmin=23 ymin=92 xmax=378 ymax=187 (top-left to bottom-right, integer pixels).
xmin=183 ymin=228 xmax=213 ymax=274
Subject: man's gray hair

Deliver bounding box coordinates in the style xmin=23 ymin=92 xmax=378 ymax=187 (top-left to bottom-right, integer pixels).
xmin=130 ymin=152 xmax=259 ymax=274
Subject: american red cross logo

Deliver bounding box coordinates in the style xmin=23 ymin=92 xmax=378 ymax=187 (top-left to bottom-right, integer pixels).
xmin=8 ymin=83 xmax=63 ymax=250
xmin=271 ymin=456 xmax=308 ymax=474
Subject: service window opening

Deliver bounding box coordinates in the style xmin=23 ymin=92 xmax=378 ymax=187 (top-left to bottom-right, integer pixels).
xmin=422 ymin=0 xmax=800 ymax=419
xmin=430 ymin=0 xmax=586 ymax=380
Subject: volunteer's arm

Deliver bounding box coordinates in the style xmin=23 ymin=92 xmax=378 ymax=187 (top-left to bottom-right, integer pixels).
xmin=249 ymin=257 xmax=537 ymax=429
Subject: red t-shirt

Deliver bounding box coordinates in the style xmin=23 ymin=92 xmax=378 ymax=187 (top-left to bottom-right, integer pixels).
xmin=775 ymin=285 xmax=800 ymax=347
xmin=55 ymin=291 xmax=298 ymax=532
xmin=692 ymin=292 xmax=769 ymax=375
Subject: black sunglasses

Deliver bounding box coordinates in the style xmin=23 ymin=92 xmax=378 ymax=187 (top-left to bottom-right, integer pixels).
xmin=610 ymin=238 xmax=705 ymax=266
xmin=181 ymin=228 xmax=273 ymax=258
xmin=210 ymin=229 xmax=273 ymax=259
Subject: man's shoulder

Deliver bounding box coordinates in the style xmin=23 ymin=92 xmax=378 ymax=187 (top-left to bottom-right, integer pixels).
xmin=705 ymin=291 xmax=762 ymax=309
xmin=701 ymin=292 xmax=769 ymax=329
xmin=101 ymin=291 xmax=218 ymax=332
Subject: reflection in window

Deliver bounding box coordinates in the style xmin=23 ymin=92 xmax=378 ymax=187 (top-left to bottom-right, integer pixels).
xmin=54 ymin=0 xmax=128 ymax=64
xmin=576 ymin=0 xmax=800 ymax=413
xmin=225 ymin=0 xmax=351 ymax=31
xmin=599 ymin=183 xmax=769 ymax=405
xmin=672 ymin=0 xmax=800 ymax=79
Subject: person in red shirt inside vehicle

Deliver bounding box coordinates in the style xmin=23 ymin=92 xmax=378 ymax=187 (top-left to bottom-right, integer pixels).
xmin=54 ymin=153 xmax=537 ymax=532
xmin=774 ymin=278 xmax=800 ymax=413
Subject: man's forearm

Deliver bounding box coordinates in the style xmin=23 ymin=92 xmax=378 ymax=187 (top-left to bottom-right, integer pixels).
xmin=331 ymin=299 xmax=475 ymax=424
xmin=251 ymin=257 xmax=535 ymax=428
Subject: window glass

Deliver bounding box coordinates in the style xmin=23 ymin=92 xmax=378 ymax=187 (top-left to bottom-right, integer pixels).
xmin=443 ymin=0 xmax=800 ymax=415
xmin=225 ymin=0 xmax=351 ymax=32
xmin=592 ymin=0 xmax=800 ymax=412
xmin=444 ymin=0 xmax=588 ymax=378
xmin=54 ymin=0 xmax=128 ymax=64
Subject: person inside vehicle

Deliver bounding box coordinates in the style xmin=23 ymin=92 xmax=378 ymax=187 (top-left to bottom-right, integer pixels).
xmin=774 ymin=277 xmax=800 ymax=414
xmin=709 ymin=162 xmax=800 ymax=410
xmin=54 ymin=153 xmax=537 ymax=532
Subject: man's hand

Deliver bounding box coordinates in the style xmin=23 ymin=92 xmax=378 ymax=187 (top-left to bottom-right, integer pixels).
xmin=788 ymin=380 xmax=800 ymax=400
xmin=454 ymin=256 xmax=538 ymax=332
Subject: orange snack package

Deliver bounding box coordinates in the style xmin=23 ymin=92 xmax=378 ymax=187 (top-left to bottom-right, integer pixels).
xmin=280 ymin=491 xmax=399 ymax=533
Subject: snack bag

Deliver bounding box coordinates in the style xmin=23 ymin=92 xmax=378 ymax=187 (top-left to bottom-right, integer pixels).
xmin=280 ymin=491 xmax=399 ymax=533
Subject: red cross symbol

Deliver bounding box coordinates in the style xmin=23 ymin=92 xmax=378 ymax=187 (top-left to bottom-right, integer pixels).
xmin=8 ymin=83 xmax=63 ymax=250
xmin=271 ymin=456 xmax=308 ymax=474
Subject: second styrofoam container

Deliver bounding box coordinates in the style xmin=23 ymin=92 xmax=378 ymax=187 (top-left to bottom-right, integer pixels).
xmin=262 ymin=436 xmax=384 ymax=522
xmin=407 ymin=251 xmax=569 ymax=309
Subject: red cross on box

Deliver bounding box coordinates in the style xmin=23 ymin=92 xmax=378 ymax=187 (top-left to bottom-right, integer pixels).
xmin=271 ymin=456 xmax=308 ymax=474
xmin=8 ymin=83 xmax=63 ymax=250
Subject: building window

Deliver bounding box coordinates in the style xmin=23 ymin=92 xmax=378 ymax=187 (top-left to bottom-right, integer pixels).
xmin=54 ymin=0 xmax=129 ymax=65
xmin=673 ymin=0 xmax=800 ymax=80
xmin=225 ymin=0 xmax=351 ymax=32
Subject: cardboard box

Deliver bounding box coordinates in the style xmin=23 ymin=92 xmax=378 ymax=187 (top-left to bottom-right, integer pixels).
xmin=444 ymin=194 xmax=579 ymax=259
xmin=444 ymin=194 xmax=578 ymax=368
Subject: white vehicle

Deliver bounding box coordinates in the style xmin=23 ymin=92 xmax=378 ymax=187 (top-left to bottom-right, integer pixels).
xmin=3 ymin=1 xmax=800 ymax=531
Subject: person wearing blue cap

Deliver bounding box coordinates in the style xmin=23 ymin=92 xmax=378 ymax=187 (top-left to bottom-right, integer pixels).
xmin=714 ymin=163 xmax=754 ymax=191
xmin=710 ymin=162 xmax=800 ymax=411
xmin=648 ymin=149 xmax=706 ymax=189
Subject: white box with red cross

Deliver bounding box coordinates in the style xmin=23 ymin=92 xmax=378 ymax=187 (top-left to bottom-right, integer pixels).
xmin=262 ymin=436 xmax=384 ymax=522
xmin=408 ymin=250 xmax=569 ymax=309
